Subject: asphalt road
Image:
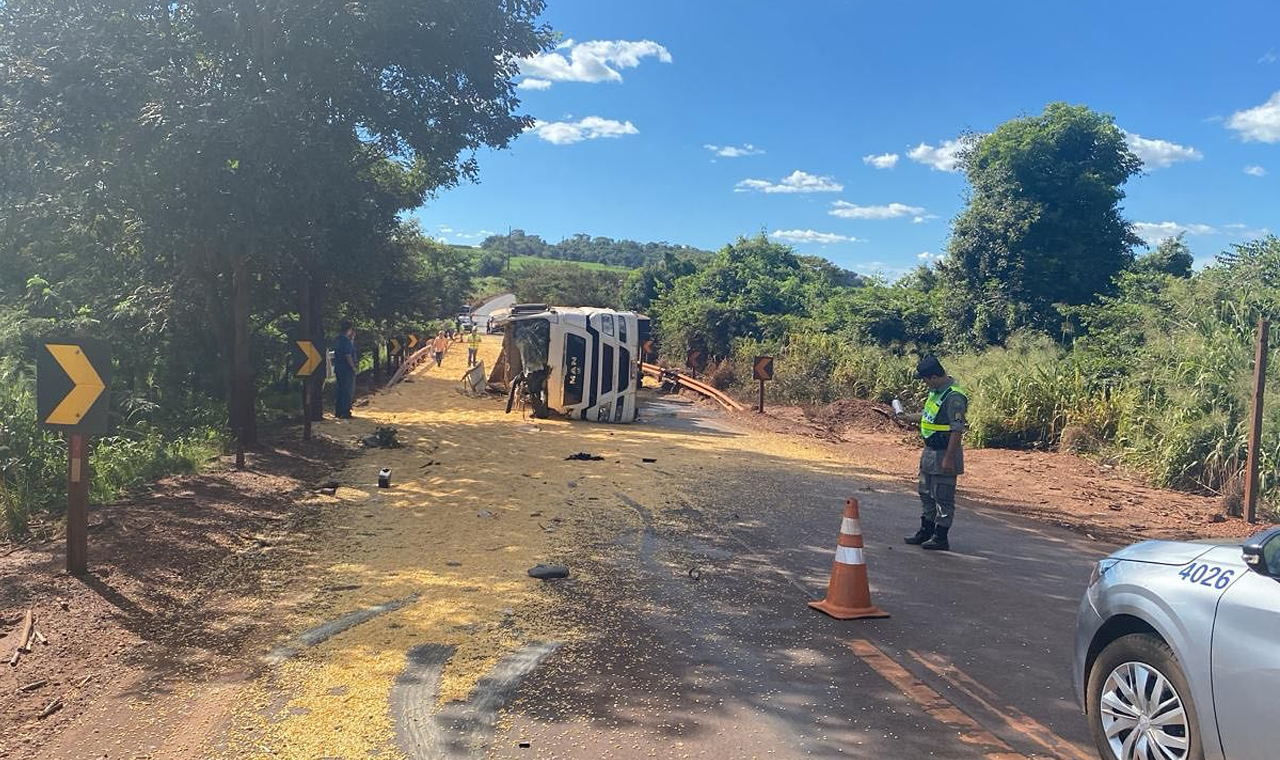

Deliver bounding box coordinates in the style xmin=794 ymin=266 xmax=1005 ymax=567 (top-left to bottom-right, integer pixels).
xmin=489 ymin=396 xmax=1115 ymax=760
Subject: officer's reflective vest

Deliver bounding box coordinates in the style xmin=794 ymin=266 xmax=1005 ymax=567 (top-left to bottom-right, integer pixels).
xmin=921 ymin=383 xmax=967 ymax=446
xmin=468 ymin=333 xmax=480 ymax=348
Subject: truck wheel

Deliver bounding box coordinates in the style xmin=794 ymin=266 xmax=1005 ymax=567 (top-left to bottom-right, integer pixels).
xmin=1086 ymin=633 xmax=1202 ymax=760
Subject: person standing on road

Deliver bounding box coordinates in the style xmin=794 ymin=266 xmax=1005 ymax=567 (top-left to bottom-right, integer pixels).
xmin=433 ymin=331 xmax=448 ymax=368
xmin=333 ymin=322 xmax=357 ymax=420
xmin=895 ymin=355 xmax=968 ymax=551
xmin=467 ymin=328 xmax=481 ymax=367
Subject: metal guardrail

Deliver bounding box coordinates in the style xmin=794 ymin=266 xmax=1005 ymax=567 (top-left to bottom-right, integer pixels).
xmin=385 ymin=344 xmax=440 ymax=388
xmin=639 ymin=362 xmax=747 ymax=412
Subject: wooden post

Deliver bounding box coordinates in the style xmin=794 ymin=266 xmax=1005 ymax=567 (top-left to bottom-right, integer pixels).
xmin=1244 ymin=319 xmax=1269 ymax=524
xmin=67 ymin=434 xmax=89 ymax=575
xmin=302 ymin=376 xmax=312 ymax=442
xmin=758 ymin=379 xmax=765 ymax=414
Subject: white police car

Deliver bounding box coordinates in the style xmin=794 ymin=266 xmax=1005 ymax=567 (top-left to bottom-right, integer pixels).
xmin=1073 ymin=526 xmax=1280 ymax=760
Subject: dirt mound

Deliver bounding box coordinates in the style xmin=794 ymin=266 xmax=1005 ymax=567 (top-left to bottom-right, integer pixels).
xmin=804 ymin=398 xmax=898 ymax=434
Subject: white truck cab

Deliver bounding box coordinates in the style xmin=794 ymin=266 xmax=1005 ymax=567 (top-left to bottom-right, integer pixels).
xmin=494 ymin=305 xmax=648 ymax=423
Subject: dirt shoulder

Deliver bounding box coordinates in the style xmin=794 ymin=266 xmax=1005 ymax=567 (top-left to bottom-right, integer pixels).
xmin=0 ymin=434 xmax=356 ymax=759
xmin=726 ymin=398 xmax=1273 ymax=544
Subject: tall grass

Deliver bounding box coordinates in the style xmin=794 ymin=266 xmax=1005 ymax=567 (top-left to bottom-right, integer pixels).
xmin=719 ymin=327 xmax=1279 ymax=517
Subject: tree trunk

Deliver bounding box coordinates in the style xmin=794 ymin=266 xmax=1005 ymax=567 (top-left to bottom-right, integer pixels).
xmin=307 ymin=264 xmax=326 ymax=421
xmin=231 ymin=247 xmax=257 ymax=449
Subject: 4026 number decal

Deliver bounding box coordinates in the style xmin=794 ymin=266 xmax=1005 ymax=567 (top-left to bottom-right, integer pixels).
xmin=1177 ymin=563 xmax=1236 ymax=590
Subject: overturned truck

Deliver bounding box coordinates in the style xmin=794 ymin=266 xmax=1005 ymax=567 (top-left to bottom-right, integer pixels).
xmin=489 ymin=305 xmax=649 ymax=423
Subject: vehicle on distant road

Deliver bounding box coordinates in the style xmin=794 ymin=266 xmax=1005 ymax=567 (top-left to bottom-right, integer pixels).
xmin=1074 ymin=526 xmax=1280 ymax=760
xmin=456 ymin=312 xmax=475 ymax=330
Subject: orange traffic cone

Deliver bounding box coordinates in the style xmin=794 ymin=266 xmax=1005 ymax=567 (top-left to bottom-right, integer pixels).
xmin=809 ymin=497 xmax=890 ymax=620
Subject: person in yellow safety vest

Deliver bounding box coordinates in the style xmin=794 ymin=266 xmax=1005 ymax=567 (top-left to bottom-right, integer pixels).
xmin=467 ymin=329 xmax=481 ymax=367
xmin=894 ymin=355 xmax=968 ymax=551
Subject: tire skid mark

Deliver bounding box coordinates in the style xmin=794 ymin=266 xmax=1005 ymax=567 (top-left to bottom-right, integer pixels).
xmin=393 ymin=641 xmax=561 ymax=759
xmin=263 ymin=594 xmax=421 ymax=665
xmin=848 ymin=639 xmax=1026 ymax=760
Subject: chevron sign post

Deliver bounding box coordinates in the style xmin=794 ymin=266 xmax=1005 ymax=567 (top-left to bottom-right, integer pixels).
xmin=37 ymin=338 xmax=112 ymax=575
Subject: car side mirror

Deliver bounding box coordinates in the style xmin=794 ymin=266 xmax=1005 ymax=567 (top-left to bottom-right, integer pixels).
xmin=1242 ymin=527 xmax=1280 ymax=578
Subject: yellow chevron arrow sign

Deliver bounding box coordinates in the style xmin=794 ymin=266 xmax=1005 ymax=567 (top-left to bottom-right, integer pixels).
xmin=44 ymin=345 xmax=107 ymax=425
xmin=390 ymin=338 xmax=402 ymax=354
xmin=407 ymin=334 xmax=419 ymax=350
xmin=295 ymin=340 xmax=322 ymax=377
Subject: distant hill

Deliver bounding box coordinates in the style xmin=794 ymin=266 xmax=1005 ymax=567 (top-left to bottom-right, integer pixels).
xmin=479 ymin=230 xmax=711 ymax=270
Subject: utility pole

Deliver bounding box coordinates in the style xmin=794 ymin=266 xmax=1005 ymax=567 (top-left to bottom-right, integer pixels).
xmin=1244 ymin=319 xmax=1269 ymax=524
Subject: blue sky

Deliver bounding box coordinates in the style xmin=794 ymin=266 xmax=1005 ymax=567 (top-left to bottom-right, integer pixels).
xmin=414 ymin=1 xmax=1279 ymax=277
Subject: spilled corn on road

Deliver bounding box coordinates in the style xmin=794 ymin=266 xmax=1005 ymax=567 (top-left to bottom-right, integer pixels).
xmin=116 ymin=334 xmax=1110 ymax=759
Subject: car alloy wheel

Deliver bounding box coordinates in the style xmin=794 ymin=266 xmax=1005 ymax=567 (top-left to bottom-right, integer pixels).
xmin=1098 ymin=660 xmax=1190 ymax=760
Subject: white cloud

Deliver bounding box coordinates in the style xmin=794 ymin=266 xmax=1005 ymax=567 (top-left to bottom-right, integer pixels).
xmin=1133 ymin=221 xmax=1217 ymax=244
xmin=519 ymin=39 xmax=672 ymax=88
xmin=1227 ymin=91 xmax=1280 ymax=143
xmin=1225 ymin=223 xmax=1272 ymax=238
xmin=1244 ymin=165 xmax=1268 ymax=177
xmin=1260 ymin=50 xmax=1278 ymax=64
xmin=769 ymin=229 xmax=863 ymax=245
xmin=529 ymin=116 xmax=639 ymax=145
xmin=734 ymin=170 xmax=843 ymax=194
xmin=1123 ymin=131 xmax=1202 ymax=170
xmin=907 ymin=139 xmax=965 ymax=172
xmin=862 ymin=153 xmax=900 ymax=169
xmin=829 ymin=201 xmax=926 ymax=220
xmin=517 ymin=78 xmax=553 ymax=91
xmin=705 ymin=143 xmax=764 ymax=158
xmin=912 ymin=214 xmax=939 ymax=224
xmin=917 ymin=251 xmax=945 ymax=262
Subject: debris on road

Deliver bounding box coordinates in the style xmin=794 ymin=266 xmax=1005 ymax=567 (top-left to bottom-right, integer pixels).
xmin=18 ymin=679 xmax=48 ymax=692
xmin=378 ymin=467 xmax=392 ymax=488
xmin=564 ymin=452 xmax=604 ymax=461
xmin=360 ymin=426 xmax=403 ymax=449
xmin=37 ymin=698 xmax=63 ymax=719
xmin=527 ymin=564 xmax=569 ymax=580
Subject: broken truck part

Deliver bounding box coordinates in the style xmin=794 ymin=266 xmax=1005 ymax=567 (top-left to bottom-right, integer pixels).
xmin=490 ymin=305 xmax=649 ymax=423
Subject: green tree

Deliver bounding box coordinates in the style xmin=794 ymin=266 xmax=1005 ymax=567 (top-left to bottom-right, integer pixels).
xmin=942 ymin=103 xmax=1143 ymax=343
xmin=508 ymin=262 xmax=624 ymax=307
xmin=1134 ymin=234 xmax=1195 ymax=278
xmin=650 ymin=235 xmax=817 ymax=358
xmin=1 ymin=0 xmax=550 ymax=453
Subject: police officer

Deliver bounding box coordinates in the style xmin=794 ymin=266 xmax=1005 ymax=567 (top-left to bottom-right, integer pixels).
xmin=895 ymin=355 xmax=968 ymax=551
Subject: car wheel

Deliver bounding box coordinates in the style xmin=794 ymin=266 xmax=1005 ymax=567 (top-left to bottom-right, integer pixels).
xmin=1086 ymin=633 xmax=1203 ymax=760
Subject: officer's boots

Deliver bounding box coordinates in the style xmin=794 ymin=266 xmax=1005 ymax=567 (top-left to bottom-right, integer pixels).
xmin=922 ymin=527 xmax=950 ymax=551
xmin=904 ymin=518 xmax=935 ymax=545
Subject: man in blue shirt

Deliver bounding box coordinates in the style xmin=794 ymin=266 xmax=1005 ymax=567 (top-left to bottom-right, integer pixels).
xmin=334 ymin=322 xmax=357 ymax=419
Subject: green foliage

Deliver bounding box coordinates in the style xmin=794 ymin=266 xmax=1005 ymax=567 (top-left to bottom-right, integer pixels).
xmin=482 ymin=230 xmax=709 ymax=270
xmin=942 ymin=103 xmax=1143 ymax=342
xmin=507 ymin=262 xmax=626 ymax=307
xmin=509 ymin=256 xmax=630 ymax=274
xmin=651 ymin=235 xmax=828 ymax=358
xmin=1133 ymin=234 xmax=1195 ymax=278
xmin=0 ymin=0 xmax=550 ymax=536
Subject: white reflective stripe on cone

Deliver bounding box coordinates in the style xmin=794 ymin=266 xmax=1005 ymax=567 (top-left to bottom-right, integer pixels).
xmin=834 ymin=546 xmax=865 ymax=565
xmin=840 ymin=518 xmax=862 ymax=536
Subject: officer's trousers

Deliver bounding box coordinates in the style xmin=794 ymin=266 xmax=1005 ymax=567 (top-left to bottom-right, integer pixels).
xmin=918 ymin=472 xmax=957 ymax=528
